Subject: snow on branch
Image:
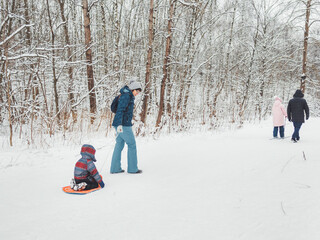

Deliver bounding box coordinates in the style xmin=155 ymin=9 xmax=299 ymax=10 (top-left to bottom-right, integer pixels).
xmin=71 ymin=71 xmax=124 ymax=109
xmin=2 ymin=53 xmax=48 ymax=61
xmin=88 ymin=0 xmax=99 ymax=12
xmin=177 ymin=0 xmax=198 ymax=7
xmin=0 ymin=24 xmax=34 ymax=46
xmin=0 ymin=15 xmax=9 ymax=33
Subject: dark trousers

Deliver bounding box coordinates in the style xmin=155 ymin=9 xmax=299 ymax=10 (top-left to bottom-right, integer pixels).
xmin=273 ymin=126 xmax=284 ymax=138
xmin=292 ymin=122 xmax=303 ymax=140
xmin=75 ymin=177 xmax=99 ymax=190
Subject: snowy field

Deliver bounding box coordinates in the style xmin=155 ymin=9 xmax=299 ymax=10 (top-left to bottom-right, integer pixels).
xmin=1 ymin=118 xmax=320 ymax=240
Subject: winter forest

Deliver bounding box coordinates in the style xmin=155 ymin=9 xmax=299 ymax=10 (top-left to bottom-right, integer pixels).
xmin=1 ymin=0 xmax=320 ymax=146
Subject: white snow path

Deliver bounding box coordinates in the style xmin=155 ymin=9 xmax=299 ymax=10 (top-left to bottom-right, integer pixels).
xmin=1 ymin=118 xmax=320 ymax=240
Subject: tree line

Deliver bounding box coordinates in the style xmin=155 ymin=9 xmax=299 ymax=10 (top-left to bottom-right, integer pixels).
xmin=0 ymin=0 xmax=319 ymax=146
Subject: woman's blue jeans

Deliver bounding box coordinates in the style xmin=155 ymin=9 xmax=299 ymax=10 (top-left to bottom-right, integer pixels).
xmin=273 ymin=126 xmax=284 ymax=138
xmin=110 ymin=126 xmax=138 ymax=173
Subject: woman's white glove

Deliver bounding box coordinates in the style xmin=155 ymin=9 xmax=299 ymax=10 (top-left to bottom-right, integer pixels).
xmin=117 ymin=125 xmax=123 ymax=133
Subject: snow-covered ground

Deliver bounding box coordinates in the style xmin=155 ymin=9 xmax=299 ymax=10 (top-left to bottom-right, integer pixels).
xmin=1 ymin=118 xmax=320 ymax=240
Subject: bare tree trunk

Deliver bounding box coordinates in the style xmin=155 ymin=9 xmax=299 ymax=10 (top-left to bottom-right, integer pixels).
xmin=46 ymin=0 xmax=60 ymax=122
xmin=140 ymin=0 xmax=154 ymax=124
xmin=23 ymin=0 xmax=39 ymax=114
xmin=300 ymin=0 xmax=312 ymax=93
xmin=205 ymin=63 xmax=213 ymax=124
xmin=176 ymin=2 xmax=204 ymax=121
xmin=82 ymin=0 xmax=97 ymax=123
xmin=258 ymin=24 xmax=267 ymax=121
xmin=6 ymin=78 xmax=13 ymax=146
xmin=100 ymin=2 xmax=108 ymax=75
xmin=239 ymin=17 xmax=259 ymax=123
xmin=211 ymin=2 xmax=237 ymax=119
xmin=0 ymin=65 xmax=4 ymax=116
xmin=4 ymin=37 xmax=12 ymax=146
xmin=57 ymin=0 xmax=76 ymax=122
xmin=156 ymin=0 xmax=175 ymax=128
xmin=112 ymin=0 xmax=122 ymax=82
xmin=181 ymin=7 xmax=197 ymax=119
xmin=23 ymin=0 xmax=31 ymax=47
xmin=0 ymin=0 xmax=16 ymax=123
xmin=166 ymin=72 xmax=173 ymax=117
xmin=1 ymin=0 xmax=18 ymax=139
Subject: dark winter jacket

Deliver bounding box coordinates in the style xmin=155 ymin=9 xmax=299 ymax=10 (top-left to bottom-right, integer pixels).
xmin=112 ymin=86 xmax=135 ymax=127
xmin=74 ymin=144 xmax=102 ymax=184
xmin=287 ymin=90 xmax=309 ymax=123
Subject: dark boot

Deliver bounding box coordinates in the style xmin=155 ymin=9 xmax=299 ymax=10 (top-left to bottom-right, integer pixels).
xmin=129 ymin=169 xmax=142 ymax=174
xmin=111 ymin=169 xmax=125 ymax=174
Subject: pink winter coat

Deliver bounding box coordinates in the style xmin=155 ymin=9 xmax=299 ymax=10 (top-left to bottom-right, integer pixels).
xmin=272 ymin=97 xmax=287 ymax=126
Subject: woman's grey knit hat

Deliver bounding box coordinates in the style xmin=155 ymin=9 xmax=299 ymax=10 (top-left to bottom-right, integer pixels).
xmin=128 ymin=79 xmax=142 ymax=91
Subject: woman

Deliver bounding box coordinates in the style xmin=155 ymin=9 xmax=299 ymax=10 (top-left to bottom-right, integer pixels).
xmin=110 ymin=80 xmax=142 ymax=174
xmin=272 ymin=96 xmax=287 ymax=138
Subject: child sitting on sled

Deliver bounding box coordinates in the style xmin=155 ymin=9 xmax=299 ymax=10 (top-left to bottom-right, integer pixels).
xmin=70 ymin=144 xmax=105 ymax=191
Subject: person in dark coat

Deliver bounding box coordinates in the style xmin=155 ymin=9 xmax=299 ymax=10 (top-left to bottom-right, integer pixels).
xmin=287 ymin=89 xmax=309 ymax=142
xmin=110 ymin=79 xmax=143 ymax=174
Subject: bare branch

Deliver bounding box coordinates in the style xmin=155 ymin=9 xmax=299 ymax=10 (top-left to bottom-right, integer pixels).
xmin=0 ymin=24 xmax=34 ymax=46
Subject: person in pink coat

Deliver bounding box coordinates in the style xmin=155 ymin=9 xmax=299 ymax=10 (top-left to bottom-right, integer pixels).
xmin=272 ymin=96 xmax=287 ymax=138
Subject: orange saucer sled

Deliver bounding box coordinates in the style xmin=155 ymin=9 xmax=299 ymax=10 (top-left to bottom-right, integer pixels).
xmin=62 ymin=185 xmax=101 ymax=195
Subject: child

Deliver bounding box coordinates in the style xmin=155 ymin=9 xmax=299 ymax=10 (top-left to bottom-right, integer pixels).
xmin=272 ymin=96 xmax=287 ymax=138
xmin=70 ymin=144 xmax=105 ymax=191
